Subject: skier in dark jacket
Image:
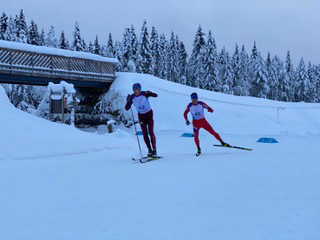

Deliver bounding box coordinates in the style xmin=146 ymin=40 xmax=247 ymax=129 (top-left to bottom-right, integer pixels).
xmin=184 ymin=92 xmax=230 ymax=155
xmin=126 ymin=83 xmax=158 ymax=158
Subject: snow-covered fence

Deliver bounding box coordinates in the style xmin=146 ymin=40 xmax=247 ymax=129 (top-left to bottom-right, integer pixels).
xmin=0 ymin=41 xmax=118 ymax=86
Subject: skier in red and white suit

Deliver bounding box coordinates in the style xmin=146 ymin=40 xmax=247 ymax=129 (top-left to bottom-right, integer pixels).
xmin=184 ymin=92 xmax=230 ymax=155
xmin=126 ymin=83 xmax=158 ymax=158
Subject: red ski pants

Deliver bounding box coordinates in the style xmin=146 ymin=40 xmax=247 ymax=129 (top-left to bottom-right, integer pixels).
xmin=193 ymin=118 xmax=223 ymax=148
xmin=138 ymin=110 xmax=156 ymax=150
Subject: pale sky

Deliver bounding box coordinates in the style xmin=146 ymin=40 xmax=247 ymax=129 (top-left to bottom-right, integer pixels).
xmin=2 ymin=0 xmax=320 ymax=65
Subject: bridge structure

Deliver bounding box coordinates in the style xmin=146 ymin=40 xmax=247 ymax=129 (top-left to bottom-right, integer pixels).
xmin=0 ymin=40 xmax=118 ymax=89
xmin=0 ymin=41 xmax=119 ymax=126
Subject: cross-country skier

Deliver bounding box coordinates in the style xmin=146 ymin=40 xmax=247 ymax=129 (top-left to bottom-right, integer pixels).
xmin=184 ymin=92 xmax=230 ymax=156
xmin=126 ymin=83 xmax=158 ymax=158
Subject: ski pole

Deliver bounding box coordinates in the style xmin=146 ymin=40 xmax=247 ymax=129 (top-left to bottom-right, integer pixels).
xmin=130 ymin=107 xmax=143 ymax=159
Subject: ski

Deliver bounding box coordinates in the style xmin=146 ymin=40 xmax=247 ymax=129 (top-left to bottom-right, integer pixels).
xmin=139 ymin=156 xmax=163 ymax=163
xmin=213 ymin=144 xmax=253 ymax=151
xmin=132 ymin=156 xmax=149 ymax=161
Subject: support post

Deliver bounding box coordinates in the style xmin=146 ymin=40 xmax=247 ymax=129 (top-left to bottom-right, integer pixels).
xmin=61 ymin=92 xmax=65 ymax=124
xmin=49 ymin=90 xmax=52 ymax=121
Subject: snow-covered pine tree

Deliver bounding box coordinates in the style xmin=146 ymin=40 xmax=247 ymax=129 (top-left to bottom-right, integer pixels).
xmin=5 ymin=84 xmax=39 ymax=111
xmin=166 ymin=32 xmax=179 ymax=82
xmin=114 ymin=40 xmax=124 ymax=71
xmin=202 ymin=30 xmax=219 ymax=91
xmin=136 ymin=20 xmax=152 ymax=74
xmin=14 ymin=14 xmax=19 ymax=35
xmin=217 ymin=47 xmax=226 ymax=86
xmin=295 ymin=58 xmax=309 ymax=102
xmin=221 ymin=51 xmax=233 ymax=94
xmin=0 ymin=12 xmax=8 ymax=40
xmin=266 ymin=52 xmax=272 ymax=70
xmin=158 ymin=33 xmax=168 ymax=80
xmin=248 ymin=41 xmax=258 ymax=83
xmin=265 ymin=52 xmax=273 ymax=98
xmin=59 ymin=31 xmax=69 ymax=49
xmin=81 ymin=39 xmax=88 ymax=52
xmin=101 ymin=33 xmax=114 ymax=57
xmin=187 ymin=25 xmax=206 ymax=87
xmin=88 ymin=41 xmax=94 ymax=54
xmin=122 ymin=28 xmax=133 ymax=71
xmin=269 ymin=55 xmax=284 ymax=100
xmin=93 ymin=35 xmax=101 ymax=55
xmin=178 ymin=40 xmax=188 ymax=84
xmin=250 ymin=53 xmax=269 ymax=98
xmin=72 ymin=22 xmax=83 ymax=51
xmin=27 ymin=19 xmax=39 ymax=45
xmin=106 ymin=33 xmax=115 ymax=57
xmin=6 ymin=85 xmax=23 ymax=107
xmin=314 ymin=65 xmax=320 ymax=102
xmin=284 ymin=51 xmax=295 ymax=101
xmin=250 ymin=41 xmax=258 ymax=61
xmin=240 ymin=45 xmax=250 ymax=96
xmin=150 ymin=26 xmax=161 ymax=77
xmin=231 ymin=44 xmax=242 ymax=95
xmin=100 ymin=45 xmax=107 ymax=57
xmin=248 ymin=41 xmax=269 ymax=98
xmin=295 ymin=58 xmax=310 ymax=102
xmin=16 ymin=10 xmax=28 ymax=43
xmin=306 ymin=62 xmax=317 ymax=103
xmin=46 ymin=25 xmax=58 ymax=48
xmin=276 ymin=56 xmax=289 ymax=101
xmin=4 ymin=16 xmax=17 ymax=42
xmin=130 ymin=25 xmax=138 ymax=63
xmin=38 ymin=28 xmax=45 ymax=46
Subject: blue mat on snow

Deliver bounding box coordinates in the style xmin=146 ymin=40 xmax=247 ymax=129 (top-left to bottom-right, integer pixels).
xmin=181 ymin=133 xmax=194 ymax=138
xmin=257 ymin=137 xmax=279 ymax=143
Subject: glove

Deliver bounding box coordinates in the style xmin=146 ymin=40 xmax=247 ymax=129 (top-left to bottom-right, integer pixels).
xmin=186 ymin=121 xmax=190 ymax=126
xmin=126 ymin=94 xmax=132 ymax=103
xmin=208 ymin=108 xmax=214 ymax=113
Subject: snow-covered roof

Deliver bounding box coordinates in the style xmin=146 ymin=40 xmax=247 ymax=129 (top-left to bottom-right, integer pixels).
xmin=48 ymin=81 xmax=76 ymax=94
xmin=0 ymin=40 xmax=118 ymax=64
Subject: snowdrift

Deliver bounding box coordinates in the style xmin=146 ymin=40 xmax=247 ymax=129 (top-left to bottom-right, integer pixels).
xmin=0 ymin=85 xmax=132 ymax=160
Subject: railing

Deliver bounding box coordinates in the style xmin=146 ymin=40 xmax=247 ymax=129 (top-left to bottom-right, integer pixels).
xmin=0 ymin=47 xmax=117 ymax=82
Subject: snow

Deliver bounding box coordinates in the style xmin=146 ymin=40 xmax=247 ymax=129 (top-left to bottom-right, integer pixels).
xmin=0 ymin=85 xmax=132 ymax=160
xmin=0 ymin=40 xmax=118 ymax=63
xmin=50 ymin=94 xmax=62 ymax=100
xmin=111 ymin=72 xmax=320 ymax=136
xmin=1 ymin=72 xmax=320 ymax=240
xmin=48 ymin=81 xmax=76 ymax=94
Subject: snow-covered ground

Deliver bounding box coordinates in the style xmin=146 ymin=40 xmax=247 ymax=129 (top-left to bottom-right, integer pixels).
xmin=112 ymin=73 xmax=320 ymax=137
xmin=0 ymin=73 xmax=320 ymax=240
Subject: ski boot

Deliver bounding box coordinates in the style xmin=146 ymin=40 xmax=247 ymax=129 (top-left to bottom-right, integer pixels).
xmin=152 ymin=148 xmax=158 ymax=160
xmin=196 ymin=147 xmax=201 ymax=156
xmin=221 ymin=141 xmax=231 ymax=147
xmin=147 ymin=148 xmax=153 ymax=158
